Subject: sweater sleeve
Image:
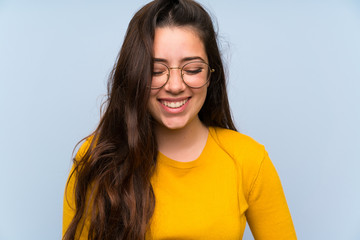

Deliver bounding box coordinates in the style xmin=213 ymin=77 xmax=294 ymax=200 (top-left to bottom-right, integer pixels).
xmin=62 ymin=139 xmax=92 ymax=240
xmin=245 ymin=152 xmax=297 ymax=239
xmin=62 ymin=165 xmax=76 ymax=236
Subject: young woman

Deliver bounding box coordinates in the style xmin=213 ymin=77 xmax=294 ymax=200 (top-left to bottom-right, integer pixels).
xmin=62 ymin=0 xmax=297 ymax=239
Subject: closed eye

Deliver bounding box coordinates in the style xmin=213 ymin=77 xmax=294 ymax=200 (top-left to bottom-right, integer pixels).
xmin=152 ymin=70 xmax=167 ymax=76
xmin=184 ymin=68 xmax=203 ymax=75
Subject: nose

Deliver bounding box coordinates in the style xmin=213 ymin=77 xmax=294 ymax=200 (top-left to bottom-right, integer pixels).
xmin=164 ymin=67 xmax=186 ymax=94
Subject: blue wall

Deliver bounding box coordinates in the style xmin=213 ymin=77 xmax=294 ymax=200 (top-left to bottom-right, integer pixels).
xmin=0 ymin=0 xmax=359 ymax=239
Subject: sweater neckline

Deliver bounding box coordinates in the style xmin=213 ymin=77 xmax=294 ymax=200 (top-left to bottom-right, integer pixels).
xmin=157 ymin=127 xmax=215 ymax=169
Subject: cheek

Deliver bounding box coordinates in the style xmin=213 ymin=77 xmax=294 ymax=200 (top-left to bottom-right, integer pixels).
xmin=192 ymin=89 xmax=208 ymax=114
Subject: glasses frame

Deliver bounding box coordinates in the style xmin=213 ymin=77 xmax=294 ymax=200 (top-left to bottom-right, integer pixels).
xmin=151 ymin=61 xmax=215 ymax=90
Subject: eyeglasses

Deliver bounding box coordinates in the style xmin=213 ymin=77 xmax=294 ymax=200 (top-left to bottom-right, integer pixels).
xmin=151 ymin=61 xmax=215 ymax=89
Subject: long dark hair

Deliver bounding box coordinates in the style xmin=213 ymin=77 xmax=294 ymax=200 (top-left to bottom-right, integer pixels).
xmin=63 ymin=0 xmax=236 ymax=239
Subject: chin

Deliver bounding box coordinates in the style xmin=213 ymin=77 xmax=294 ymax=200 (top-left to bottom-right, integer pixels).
xmin=161 ymin=122 xmax=187 ymax=130
xmin=158 ymin=117 xmax=190 ymax=130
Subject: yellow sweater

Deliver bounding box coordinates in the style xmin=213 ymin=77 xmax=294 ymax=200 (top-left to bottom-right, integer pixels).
xmin=63 ymin=127 xmax=296 ymax=239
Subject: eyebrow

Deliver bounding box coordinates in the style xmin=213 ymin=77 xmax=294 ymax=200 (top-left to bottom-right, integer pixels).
xmin=153 ymin=56 xmax=206 ymax=63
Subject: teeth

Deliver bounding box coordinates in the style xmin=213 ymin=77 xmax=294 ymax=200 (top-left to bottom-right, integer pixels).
xmin=161 ymin=99 xmax=188 ymax=108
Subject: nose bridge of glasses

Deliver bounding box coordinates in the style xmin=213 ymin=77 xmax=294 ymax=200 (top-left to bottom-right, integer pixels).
xmin=169 ymin=66 xmax=182 ymax=71
xmin=164 ymin=66 xmax=184 ymax=90
xmin=168 ymin=66 xmax=184 ymax=78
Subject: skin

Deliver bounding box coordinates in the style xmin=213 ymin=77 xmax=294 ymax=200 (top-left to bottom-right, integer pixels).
xmin=148 ymin=26 xmax=209 ymax=162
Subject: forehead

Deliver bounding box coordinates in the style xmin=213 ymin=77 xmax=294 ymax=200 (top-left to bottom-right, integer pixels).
xmin=153 ymin=26 xmax=207 ymax=63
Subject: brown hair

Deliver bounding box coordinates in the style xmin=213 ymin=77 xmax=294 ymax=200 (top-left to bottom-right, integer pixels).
xmin=63 ymin=0 xmax=236 ymax=239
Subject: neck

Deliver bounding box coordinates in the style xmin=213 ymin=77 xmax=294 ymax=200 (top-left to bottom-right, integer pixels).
xmin=154 ymin=117 xmax=209 ymax=162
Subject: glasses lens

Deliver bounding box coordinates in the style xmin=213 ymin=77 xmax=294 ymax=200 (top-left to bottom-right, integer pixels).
xmin=152 ymin=63 xmax=169 ymax=89
xmin=182 ymin=62 xmax=210 ymax=88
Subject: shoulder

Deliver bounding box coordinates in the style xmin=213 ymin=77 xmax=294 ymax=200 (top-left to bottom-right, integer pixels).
xmin=209 ymin=126 xmax=266 ymax=163
xmin=74 ymin=135 xmax=95 ymax=161
xmin=65 ymin=136 xmax=95 ymax=198
xmin=209 ymin=127 xmax=269 ymax=198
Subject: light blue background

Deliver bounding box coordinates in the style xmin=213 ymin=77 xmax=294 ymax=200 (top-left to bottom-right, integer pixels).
xmin=1 ymin=0 xmax=359 ymax=239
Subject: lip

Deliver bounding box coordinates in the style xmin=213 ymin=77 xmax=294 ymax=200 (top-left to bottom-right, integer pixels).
xmin=158 ymin=97 xmax=191 ymax=114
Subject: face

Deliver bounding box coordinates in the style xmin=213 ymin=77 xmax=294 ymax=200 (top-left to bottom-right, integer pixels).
xmin=148 ymin=26 xmax=209 ymax=130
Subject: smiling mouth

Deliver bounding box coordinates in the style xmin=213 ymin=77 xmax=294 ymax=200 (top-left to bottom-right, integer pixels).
xmin=160 ymin=98 xmax=189 ymax=108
